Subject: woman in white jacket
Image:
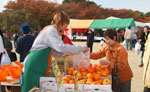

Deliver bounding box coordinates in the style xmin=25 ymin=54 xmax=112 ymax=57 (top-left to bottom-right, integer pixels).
xmin=21 ymin=11 xmax=89 ymax=92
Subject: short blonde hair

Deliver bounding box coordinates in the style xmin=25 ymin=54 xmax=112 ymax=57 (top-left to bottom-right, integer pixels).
xmin=51 ymin=11 xmax=70 ymax=26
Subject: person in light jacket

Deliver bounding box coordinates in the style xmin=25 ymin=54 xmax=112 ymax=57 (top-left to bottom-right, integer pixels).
xmin=143 ymin=33 xmax=150 ymax=92
xmin=124 ymin=26 xmax=133 ymax=50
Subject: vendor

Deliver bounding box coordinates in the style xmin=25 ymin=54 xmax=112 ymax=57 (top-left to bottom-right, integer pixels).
xmin=90 ymin=29 xmax=133 ymax=92
xmin=21 ymin=11 xmax=89 ymax=92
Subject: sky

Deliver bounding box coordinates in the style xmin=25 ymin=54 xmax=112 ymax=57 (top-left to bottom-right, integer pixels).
xmin=0 ymin=0 xmax=150 ymax=13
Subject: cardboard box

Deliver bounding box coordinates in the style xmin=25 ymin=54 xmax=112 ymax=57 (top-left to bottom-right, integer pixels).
xmin=40 ymin=77 xmax=66 ymax=92
xmin=63 ymin=84 xmax=84 ymax=92
xmin=40 ymin=77 xmax=57 ymax=91
xmin=83 ymin=85 xmax=112 ymax=92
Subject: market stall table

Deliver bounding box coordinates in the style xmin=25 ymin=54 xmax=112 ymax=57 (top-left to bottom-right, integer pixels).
xmin=1 ymin=77 xmax=21 ymax=92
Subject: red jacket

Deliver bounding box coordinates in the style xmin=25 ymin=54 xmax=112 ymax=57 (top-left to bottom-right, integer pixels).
xmin=62 ymin=35 xmax=73 ymax=45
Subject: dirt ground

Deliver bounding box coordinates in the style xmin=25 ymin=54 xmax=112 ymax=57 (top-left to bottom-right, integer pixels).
xmin=13 ymin=41 xmax=144 ymax=92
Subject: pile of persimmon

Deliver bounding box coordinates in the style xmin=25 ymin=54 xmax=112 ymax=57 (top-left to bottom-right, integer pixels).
xmin=64 ymin=63 xmax=111 ymax=85
xmin=62 ymin=76 xmax=86 ymax=84
xmin=66 ymin=63 xmax=110 ymax=77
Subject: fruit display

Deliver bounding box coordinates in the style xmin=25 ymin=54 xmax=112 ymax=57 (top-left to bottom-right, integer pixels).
xmin=64 ymin=63 xmax=111 ymax=85
xmin=0 ymin=61 xmax=23 ymax=81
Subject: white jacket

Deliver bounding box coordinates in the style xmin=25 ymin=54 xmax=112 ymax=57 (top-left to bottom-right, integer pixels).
xmin=0 ymin=35 xmax=5 ymax=53
xmin=143 ymin=34 xmax=150 ymax=88
xmin=31 ymin=25 xmax=85 ymax=54
xmin=124 ymin=29 xmax=133 ymax=39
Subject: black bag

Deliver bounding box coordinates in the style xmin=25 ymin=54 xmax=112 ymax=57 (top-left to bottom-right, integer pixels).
xmin=111 ymin=63 xmax=120 ymax=92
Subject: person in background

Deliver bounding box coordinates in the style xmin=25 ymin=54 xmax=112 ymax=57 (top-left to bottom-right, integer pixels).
xmin=73 ymin=30 xmax=77 ymax=41
xmin=13 ymin=30 xmax=19 ymax=48
xmin=86 ymin=29 xmax=94 ymax=52
xmin=33 ymin=30 xmax=40 ymax=38
xmin=16 ymin=23 xmax=35 ymax=62
xmin=124 ymin=26 xmax=133 ymax=50
xmin=139 ymin=26 xmax=149 ymax=67
xmin=0 ymin=29 xmax=16 ymax=62
xmin=90 ymin=29 xmax=133 ymax=92
xmin=100 ymin=38 xmax=106 ymax=49
xmin=142 ymin=31 xmax=150 ymax=92
xmin=21 ymin=11 xmax=89 ymax=92
xmin=131 ymin=32 xmax=137 ymax=48
xmin=6 ymin=31 xmax=11 ymax=40
xmin=76 ymin=31 xmax=79 ymax=36
xmin=0 ymin=30 xmax=12 ymax=53
xmin=81 ymin=31 xmax=84 ymax=36
xmin=61 ymin=34 xmax=73 ymax=45
xmin=121 ymin=30 xmax=125 ymax=41
xmin=117 ymin=29 xmax=122 ymax=43
xmin=0 ymin=29 xmax=12 ymax=66
xmin=0 ymin=30 xmax=5 ymax=64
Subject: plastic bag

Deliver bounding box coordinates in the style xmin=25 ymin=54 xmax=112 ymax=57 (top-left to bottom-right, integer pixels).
xmin=135 ymin=42 xmax=141 ymax=55
xmin=123 ymin=40 xmax=126 ymax=46
xmin=72 ymin=52 xmax=90 ymax=69
xmin=1 ymin=49 xmax=11 ymax=65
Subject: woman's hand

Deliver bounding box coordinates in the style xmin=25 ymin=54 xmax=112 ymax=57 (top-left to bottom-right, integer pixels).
xmin=99 ymin=59 xmax=111 ymax=65
xmin=82 ymin=46 xmax=89 ymax=53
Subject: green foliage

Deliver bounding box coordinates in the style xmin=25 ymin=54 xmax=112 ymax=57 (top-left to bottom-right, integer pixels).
xmin=63 ymin=0 xmax=71 ymax=4
xmin=145 ymin=12 xmax=150 ymax=17
xmin=0 ymin=8 xmax=40 ymax=33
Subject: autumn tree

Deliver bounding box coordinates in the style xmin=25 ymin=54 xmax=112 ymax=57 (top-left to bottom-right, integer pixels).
xmin=145 ymin=12 xmax=150 ymax=17
xmin=0 ymin=7 xmax=40 ymax=33
xmin=2 ymin=0 xmax=58 ymax=32
xmin=0 ymin=0 xmax=150 ymax=33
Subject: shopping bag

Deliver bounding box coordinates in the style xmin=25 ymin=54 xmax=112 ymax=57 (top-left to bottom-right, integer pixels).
xmin=123 ymin=40 xmax=126 ymax=46
xmin=0 ymin=49 xmax=11 ymax=65
xmin=111 ymin=63 xmax=120 ymax=92
xmin=135 ymin=42 xmax=141 ymax=55
xmin=72 ymin=51 xmax=90 ymax=69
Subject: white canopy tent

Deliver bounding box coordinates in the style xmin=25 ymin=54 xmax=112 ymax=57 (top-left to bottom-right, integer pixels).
xmin=135 ymin=21 xmax=146 ymax=27
xmin=145 ymin=23 xmax=150 ymax=27
xmin=107 ymin=16 xmax=146 ymax=27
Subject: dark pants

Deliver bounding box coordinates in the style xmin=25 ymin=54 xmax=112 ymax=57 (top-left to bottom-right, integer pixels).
xmin=144 ymin=87 xmax=150 ymax=92
xmin=119 ymin=80 xmax=131 ymax=92
xmin=87 ymin=43 xmax=93 ymax=53
xmin=141 ymin=49 xmax=145 ymax=64
xmin=89 ymin=45 xmax=93 ymax=53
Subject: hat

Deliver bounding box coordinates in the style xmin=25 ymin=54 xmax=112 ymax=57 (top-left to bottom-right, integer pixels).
xmin=90 ymin=28 xmax=94 ymax=32
xmin=20 ymin=23 xmax=31 ymax=34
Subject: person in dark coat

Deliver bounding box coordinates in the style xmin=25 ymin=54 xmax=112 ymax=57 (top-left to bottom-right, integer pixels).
xmin=16 ymin=23 xmax=35 ymax=62
xmin=33 ymin=30 xmax=40 ymax=38
xmin=86 ymin=29 xmax=94 ymax=52
xmin=139 ymin=26 xmax=149 ymax=67
xmin=73 ymin=30 xmax=77 ymax=41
